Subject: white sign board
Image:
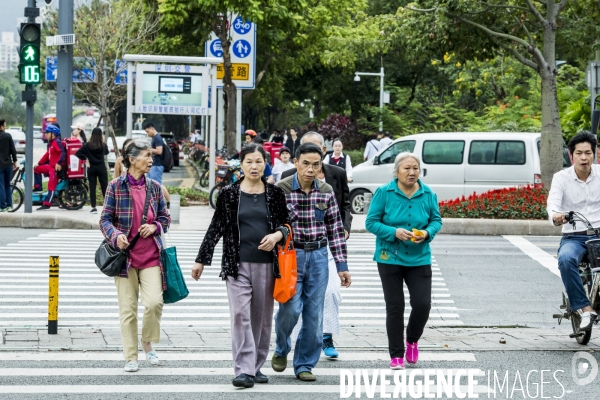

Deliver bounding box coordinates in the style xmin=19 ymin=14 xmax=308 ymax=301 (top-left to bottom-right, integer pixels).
xmin=205 ymin=14 xmax=256 ymax=89
xmin=134 ymin=64 xmax=211 ymax=116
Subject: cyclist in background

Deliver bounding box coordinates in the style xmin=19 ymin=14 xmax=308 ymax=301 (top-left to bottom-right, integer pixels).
xmin=547 ymin=131 xmax=600 ymax=332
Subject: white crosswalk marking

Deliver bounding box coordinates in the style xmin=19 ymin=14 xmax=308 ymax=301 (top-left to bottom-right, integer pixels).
xmin=0 ymin=230 xmax=462 ymax=327
xmin=0 ymin=351 xmax=490 ymax=396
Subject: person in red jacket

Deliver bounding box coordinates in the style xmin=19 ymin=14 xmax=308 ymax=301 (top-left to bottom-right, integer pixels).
xmin=34 ymin=124 xmax=66 ymax=210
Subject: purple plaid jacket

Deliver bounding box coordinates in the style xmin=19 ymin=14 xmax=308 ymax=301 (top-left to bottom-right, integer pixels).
xmin=277 ymin=174 xmax=348 ymax=272
xmin=99 ymin=174 xmax=171 ymax=289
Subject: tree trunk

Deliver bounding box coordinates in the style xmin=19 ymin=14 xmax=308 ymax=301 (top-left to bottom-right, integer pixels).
xmin=539 ymin=4 xmax=563 ymax=188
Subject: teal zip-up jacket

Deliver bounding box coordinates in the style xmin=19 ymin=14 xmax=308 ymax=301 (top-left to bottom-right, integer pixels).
xmin=365 ymin=179 xmax=442 ymax=266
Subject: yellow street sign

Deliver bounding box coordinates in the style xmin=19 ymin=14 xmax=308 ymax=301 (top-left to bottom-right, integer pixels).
xmin=216 ymin=63 xmax=250 ymax=80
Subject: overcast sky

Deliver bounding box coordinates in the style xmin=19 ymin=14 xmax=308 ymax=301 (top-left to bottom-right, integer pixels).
xmin=3 ymin=1 xmax=60 ymax=37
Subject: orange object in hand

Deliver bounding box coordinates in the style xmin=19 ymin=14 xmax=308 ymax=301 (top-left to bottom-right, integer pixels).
xmin=411 ymin=228 xmax=425 ymax=242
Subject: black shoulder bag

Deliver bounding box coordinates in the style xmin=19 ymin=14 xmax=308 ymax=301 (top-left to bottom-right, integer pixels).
xmin=95 ymin=179 xmax=153 ymax=277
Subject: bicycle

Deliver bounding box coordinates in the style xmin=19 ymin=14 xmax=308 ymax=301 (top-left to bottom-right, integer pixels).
xmin=553 ymin=211 xmax=600 ymax=345
xmin=208 ymin=160 xmax=241 ymax=209
xmin=8 ymin=166 xmax=24 ymax=212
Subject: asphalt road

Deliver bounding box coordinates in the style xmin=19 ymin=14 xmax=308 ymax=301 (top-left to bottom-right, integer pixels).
xmin=1 ymin=229 xmax=598 ymax=398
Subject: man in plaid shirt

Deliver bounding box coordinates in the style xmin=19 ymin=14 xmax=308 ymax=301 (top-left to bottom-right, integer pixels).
xmin=272 ymin=143 xmax=351 ymax=382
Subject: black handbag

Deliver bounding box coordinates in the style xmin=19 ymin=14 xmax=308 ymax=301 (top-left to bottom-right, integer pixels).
xmin=95 ymin=179 xmax=152 ymax=277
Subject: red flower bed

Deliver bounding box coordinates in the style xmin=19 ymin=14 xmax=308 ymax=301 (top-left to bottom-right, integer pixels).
xmin=438 ymin=185 xmax=548 ymax=219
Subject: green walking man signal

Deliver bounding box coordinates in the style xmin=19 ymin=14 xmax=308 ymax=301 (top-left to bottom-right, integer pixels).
xmin=19 ymin=22 xmax=41 ymax=84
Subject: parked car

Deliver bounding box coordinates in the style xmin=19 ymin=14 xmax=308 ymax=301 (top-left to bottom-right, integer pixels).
xmin=93 ymin=111 xmax=100 ymax=118
xmin=106 ymin=136 xmax=128 ymax=168
xmin=348 ymin=132 xmax=572 ymax=214
xmin=33 ymin=126 xmax=42 ymax=139
xmin=7 ymin=129 xmax=26 ymax=154
xmin=161 ymin=133 xmax=180 ymax=167
xmin=8 ymin=126 xmax=22 ymax=131
xmin=85 ymin=108 xmax=95 ymax=116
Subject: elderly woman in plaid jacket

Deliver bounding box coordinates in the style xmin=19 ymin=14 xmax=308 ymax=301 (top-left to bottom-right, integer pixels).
xmin=100 ymin=139 xmax=171 ymax=373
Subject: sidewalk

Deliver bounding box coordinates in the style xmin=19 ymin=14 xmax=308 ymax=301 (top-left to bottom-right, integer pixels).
xmin=1 ymin=326 xmax=597 ymax=352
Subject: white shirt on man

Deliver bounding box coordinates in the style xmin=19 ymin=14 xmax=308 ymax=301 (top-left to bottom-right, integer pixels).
xmin=379 ymin=137 xmax=393 ymax=148
xmin=546 ymin=164 xmax=600 ymax=233
xmin=363 ymin=139 xmax=380 ymax=160
xmin=271 ymin=161 xmax=295 ymax=182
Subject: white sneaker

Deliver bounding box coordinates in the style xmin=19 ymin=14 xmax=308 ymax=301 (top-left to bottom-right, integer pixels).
xmin=124 ymin=360 xmax=138 ymax=372
xmin=579 ymin=311 xmax=597 ymax=331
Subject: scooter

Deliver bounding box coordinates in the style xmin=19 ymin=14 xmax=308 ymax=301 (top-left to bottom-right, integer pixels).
xmin=13 ymin=158 xmax=88 ymax=210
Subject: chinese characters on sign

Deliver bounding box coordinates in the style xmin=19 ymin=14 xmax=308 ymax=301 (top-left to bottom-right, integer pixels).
xmin=216 ymin=63 xmax=250 ymax=80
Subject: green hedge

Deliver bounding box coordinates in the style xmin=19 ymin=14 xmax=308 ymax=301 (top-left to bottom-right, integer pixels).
xmin=344 ymin=150 xmax=364 ymax=167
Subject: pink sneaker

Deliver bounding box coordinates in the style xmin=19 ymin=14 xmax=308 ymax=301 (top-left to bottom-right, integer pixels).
xmin=389 ymin=357 xmax=405 ymax=370
xmin=405 ymin=341 xmax=419 ymax=364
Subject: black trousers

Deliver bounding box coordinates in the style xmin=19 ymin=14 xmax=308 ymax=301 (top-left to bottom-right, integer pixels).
xmin=88 ymin=165 xmax=108 ymax=208
xmin=377 ymin=262 xmax=432 ymax=358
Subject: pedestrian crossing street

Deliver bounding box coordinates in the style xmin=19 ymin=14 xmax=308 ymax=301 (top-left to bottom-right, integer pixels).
xmin=0 ymin=230 xmax=479 ymax=397
xmin=0 ymin=351 xmax=491 ymax=397
xmin=0 ymin=230 xmax=462 ymax=328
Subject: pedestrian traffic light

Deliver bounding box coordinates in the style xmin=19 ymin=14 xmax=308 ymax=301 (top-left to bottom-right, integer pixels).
xmin=19 ymin=22 xmax=41 ymax=84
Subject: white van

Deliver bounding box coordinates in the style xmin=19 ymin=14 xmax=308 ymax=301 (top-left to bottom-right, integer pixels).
xmin=348 ymin=132 xmax=571 ymax=214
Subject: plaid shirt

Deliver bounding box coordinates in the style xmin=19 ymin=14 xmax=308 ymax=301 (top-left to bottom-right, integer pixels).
xmin=277 ymin=174 xmax=348 ymax=272
xmin=99 ymin=174 xmax=171 ymax=289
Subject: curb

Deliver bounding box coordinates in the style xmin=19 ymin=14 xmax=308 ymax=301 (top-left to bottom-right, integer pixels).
xmin=438 ymin=218 xmax=561 ymax=236
xmin=0 ymin=213 xmax=98 ymax=230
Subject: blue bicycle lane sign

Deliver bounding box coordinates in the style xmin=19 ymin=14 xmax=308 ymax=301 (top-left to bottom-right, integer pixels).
xmin=232 ymin=17 xmax=251 ymax=35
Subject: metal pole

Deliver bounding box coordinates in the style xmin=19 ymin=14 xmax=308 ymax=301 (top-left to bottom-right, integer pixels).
xmin=48 ymin=255 xmax=59 ymax=334
xmin=209 ymin=67 xmax=217 ymax=189
xmin=379 ymin=67 xmax=384 ymax=133
xmin=236 ymin=88 xmax=242 ymax=152
xmin=57 ymin=0 xmax=73 ymax=131
xmin=126 ymin=61 xmax=133 ymax=138
xmin=23 ymin=0 xmax=37 ymax=214
xmin=217 ymin=88 xmax=224 ymax=148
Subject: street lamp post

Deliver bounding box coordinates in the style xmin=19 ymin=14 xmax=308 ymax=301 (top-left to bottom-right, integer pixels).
xmin=354 ymin=67 xmax=385 ymax=133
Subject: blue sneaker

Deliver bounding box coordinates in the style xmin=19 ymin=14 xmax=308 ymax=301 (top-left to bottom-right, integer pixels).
xmin=323 ymin=334 xmax=338 ymax=358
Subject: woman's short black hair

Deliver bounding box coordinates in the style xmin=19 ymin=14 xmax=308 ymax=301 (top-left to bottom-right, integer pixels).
xmin=240 ymin=143 xmax=267 ymax=163
xmin=295 ymin=142 xmax=323 ymax=160
xmin=569 ymin=131 xmax=597 ymax=155
xmin=332 ymin=138 xmax=343 ymax=146
xmin=123 ymin=139 xmax=151 ymax=169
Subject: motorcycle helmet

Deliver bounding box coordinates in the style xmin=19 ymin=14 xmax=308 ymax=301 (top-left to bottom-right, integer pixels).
xmin=244 ymin=129 xmax=257 ymax=138
xmin=46 ymin=124 xmax=61 ymax=137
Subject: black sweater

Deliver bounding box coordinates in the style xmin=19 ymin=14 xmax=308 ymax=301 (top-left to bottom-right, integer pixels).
xmin=0 ymin=131 xmax=18 ymax=169
xmin=75 ymin=142 xmax=109 ymax=167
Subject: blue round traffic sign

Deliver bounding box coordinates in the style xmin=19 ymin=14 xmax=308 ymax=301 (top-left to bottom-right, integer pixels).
xmin=210 ymin=40 xmax=223 ymax=57
xmin=232 ymin=39 xmax=251 ymax=58
xmin=233 ymin=17 xmax=251 ymax=35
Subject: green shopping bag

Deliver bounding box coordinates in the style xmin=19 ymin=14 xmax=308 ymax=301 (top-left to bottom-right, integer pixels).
xmin=161 ymin=245 xmax=189 ymax=304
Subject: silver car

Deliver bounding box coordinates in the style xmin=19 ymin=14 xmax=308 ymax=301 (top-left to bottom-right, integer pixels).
xmin=7 ymin=129 xmax=26 ymax=154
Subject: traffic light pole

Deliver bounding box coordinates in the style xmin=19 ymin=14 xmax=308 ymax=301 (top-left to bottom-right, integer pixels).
xmin=23 ymin=0 xmax=38 ymax=214
xmin=56 ymin=0 xmax=73 ymax=132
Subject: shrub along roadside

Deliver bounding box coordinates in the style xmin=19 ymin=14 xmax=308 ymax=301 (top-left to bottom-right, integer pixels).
xmin=439 ymin=185 xmax=548 ymax=220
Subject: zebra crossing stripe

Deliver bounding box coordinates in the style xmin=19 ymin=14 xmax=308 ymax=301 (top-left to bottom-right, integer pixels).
xmin=0 ymin=352 xmax=477 ymax=361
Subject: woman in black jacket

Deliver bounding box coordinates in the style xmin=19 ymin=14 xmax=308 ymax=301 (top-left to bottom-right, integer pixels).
xmin=75 ymin=127 xmax=109 ymax=214
xmin=192 ymin=143 xmax=290 ymax=389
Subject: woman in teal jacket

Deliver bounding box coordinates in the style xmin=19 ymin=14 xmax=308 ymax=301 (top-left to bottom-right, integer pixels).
xmin=365 ymin=152 xmax=442 ymax=370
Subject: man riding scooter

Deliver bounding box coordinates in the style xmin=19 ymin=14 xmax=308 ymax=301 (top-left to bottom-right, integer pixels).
xmin=34 ymin=124 xmax=66 ymax=211
xmin=548 ymin=131 xmax=600 ymax=332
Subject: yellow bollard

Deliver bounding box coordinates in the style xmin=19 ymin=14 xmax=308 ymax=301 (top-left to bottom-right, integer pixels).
xmin=48 ymin=256 xmax=59 ymax=334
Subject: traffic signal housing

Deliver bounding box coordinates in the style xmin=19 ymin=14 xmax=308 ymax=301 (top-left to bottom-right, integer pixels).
xmin=19 ymin=22 xmax=41 ymax=84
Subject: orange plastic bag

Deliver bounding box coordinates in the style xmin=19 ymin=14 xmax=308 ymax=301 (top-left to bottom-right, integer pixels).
xmin=273 ymin=224 xmax=298 ymax=303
